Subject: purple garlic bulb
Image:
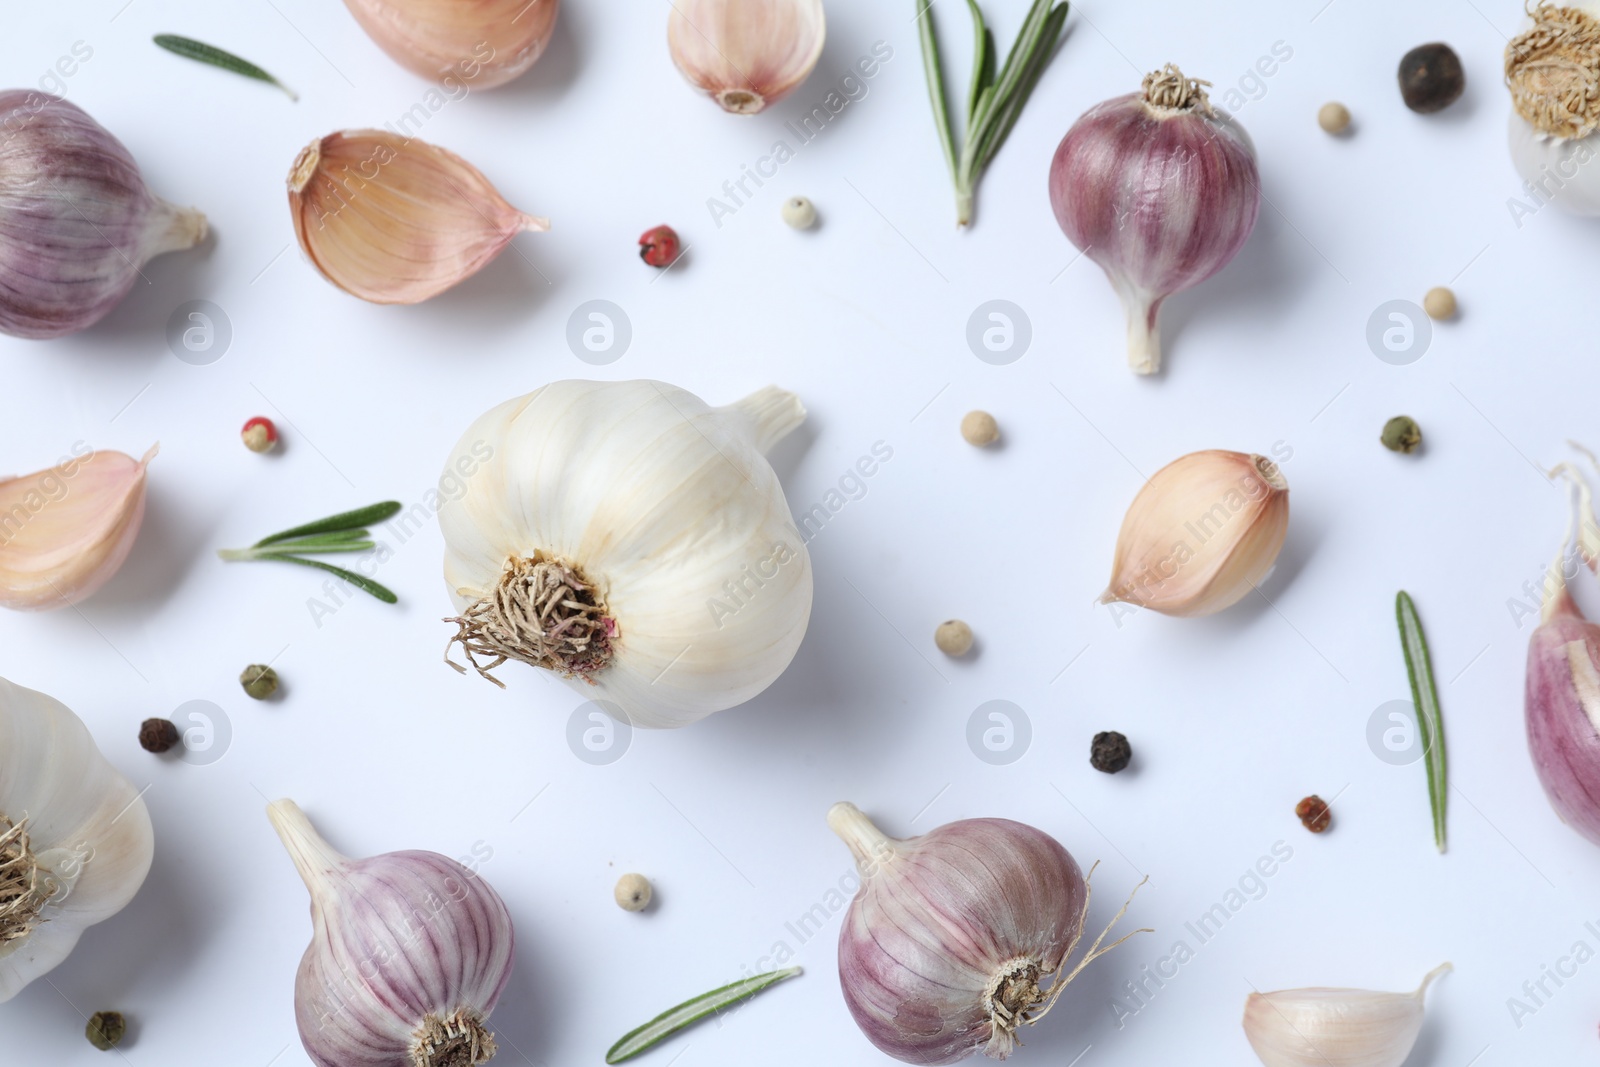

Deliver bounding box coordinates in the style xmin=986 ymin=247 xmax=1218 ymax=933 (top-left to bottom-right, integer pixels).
xmin=0 ymin=91 xmax=206 ymax=339
xmin=1049 ymin=64 xmax=1260 ymax=375
xmin=268 ymin=800 xmax=515 ymax=1067
xmin=828 ymin=802 xmax=1143 ymax=1064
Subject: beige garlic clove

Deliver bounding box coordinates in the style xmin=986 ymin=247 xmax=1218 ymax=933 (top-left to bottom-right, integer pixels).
xmin=288 ymin=130 xmax=548 ymax=305
xmin=1242 ymin=964 xmax=1450 ymax=1067
xmin=342 ymin=0 xmax=559 ymax=89
xmin=0 ymin=445 xmax=156 ymax=611
xmin=1101 ymin=449 xmax=1289 ymax=617
xmin=668 ymin=0 xmax=826 ymax=114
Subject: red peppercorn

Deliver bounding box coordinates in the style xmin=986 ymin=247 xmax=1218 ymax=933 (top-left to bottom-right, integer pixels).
xmin=139 ymin=718 xmax=180 ymax=754
xmin=242 ymin=417 xmax=278 ymax=453
xmin=1296 ymin=795 xmax=1331 ymax=833
xmin=638 ymin=225 xmax=682 ymax=268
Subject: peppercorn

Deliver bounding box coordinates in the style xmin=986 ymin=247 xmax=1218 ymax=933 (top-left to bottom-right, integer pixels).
xmin=934 ymin=619 xmax=974 ymax=656
xmin=1090 ymin=731 xmax=1132 ymax=773
xmin=614 ymin=872 xmax=653 ymax=912
xmin=1398 ymin=43 xmax=1465 ymax=114
xmin=1422 ymin=286 xmax=1457 ymax=320
xmin=241 ymin=664 xmax=279 ymax=700
xmin=638 ymin=224 xmax=682 ymax=268
xmin=781 ymin=196 xmax=817 ymax=229
xmin=241 ymin=416 xmax=278 ymax=453
xmin=1317 ymin=102 xmax=1351 ymax=134
xmin=138 ymin=717 xmax=180 ymax=754
xmin=1381 ymin=415 xmax=1422 ymax=454
xmin=85 ymin=1011 xmax=125 ymax=1051
xmin=1296 ymin=795 xmax=1332 ymax=833
xmin=960 ymin=410 xmax=999 ymax=446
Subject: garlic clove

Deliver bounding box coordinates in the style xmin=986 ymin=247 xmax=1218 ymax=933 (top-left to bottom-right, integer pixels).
xmin=1526 ymin=585 xmax=1600 ymax=845
xmin=288 ymin=130 xmax=548 ymax=305
xmin=1242 ymin=964 xmax=1450 ymax=1067
xmin=0 ymin=93 xmax=206 ymax=340
xmin=0 ymin=445 xmax=156 ymax=611
xmin=342 ymin=0 xmax=559 ymax=89
xmin=668 ymin=0 xmax=826 ymax=114
xmin=1101 ymin=450 xmax=1288 ymax=617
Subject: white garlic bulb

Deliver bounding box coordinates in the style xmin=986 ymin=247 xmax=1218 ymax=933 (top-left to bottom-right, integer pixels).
xmin=1242 ymin=964 xmax=1450 ymax=1067
xmin=439 ymin=379 xmax=813 ymax=729
xmin=0 ymin=676 xmax=155 ymax=1003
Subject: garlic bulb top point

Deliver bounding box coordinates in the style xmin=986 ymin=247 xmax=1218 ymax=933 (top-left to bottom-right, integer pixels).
xmin=826 ymin=801 xmax=897 ymax=868
xmin=1242 ymin=964 xmax=1450 ymax=1067
xmin=668 ymin=0 xmax=826 ymax=115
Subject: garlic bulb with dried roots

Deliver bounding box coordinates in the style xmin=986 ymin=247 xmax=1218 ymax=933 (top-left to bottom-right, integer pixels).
xmin=439 ymin=380 xmax=813 ymax=729
xmin=0 ymin=445 xmax=156 ymax=611
xmin=1 ymin=677 xmax=155 ymax=1003
xmin=1101 ymin=449 xmax=1289 ymax=617
xmin=269 ymin=800 xmax=515 ymax=1067
xmin=1050 ymin=65 xmax=1260 ymax=374
xmin=828 ymin=802 xmax=1146 ymax=1064
xmin=288 ymin=130 xmax=547 ymax=305
xmin=0 ymin=92 xmax=206 ymax=339
xmin=1242 ymin=964 xmax=1450 ymax=1067
xmin=668 ymin=0 xmax=826 ymax=114
xmin=342 ymin=0 xmax=559 ymax=89
xmin=1505 ymin=2 xmax=1600 ymax=216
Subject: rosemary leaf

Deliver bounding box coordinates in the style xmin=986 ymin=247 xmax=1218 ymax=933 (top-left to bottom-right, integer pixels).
xmin=1397 ymin=591 xmax=1448 ymax=853
xmin=964 ymin=0 xmax=997 ymax=123
xmin=249 ymin=542 xmax=377 ymax=557
xmin=916 ymin=3 xmax=960 ymax=186
xmin=606 ymin=967 xmax=802 ymax=1064
xmin=153 ymin=35 xmax=297 ymax=101
xmin=973 ymin=3 xmax=1068 ymax=175
xmin=254 ymin=502 xmax=402 ymax=547
xmin=259 ymin=555 xmax=398 ymax=604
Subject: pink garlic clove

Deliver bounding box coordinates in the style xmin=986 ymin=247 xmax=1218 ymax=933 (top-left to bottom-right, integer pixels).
xmin=1049 ymin=65 xmax=1260 ymax=375
xmin=1526 ymin=585 xmax=1600 ymax=846
xmin=668 ymin=0 xmax=826 ymax=114
xmin=0 ymin=93 xmax=206 ymax=340
xmin=341 ymin=0 xmax=559 ymax=89
xmin=0 ymin=445 xmax=156 ymax=611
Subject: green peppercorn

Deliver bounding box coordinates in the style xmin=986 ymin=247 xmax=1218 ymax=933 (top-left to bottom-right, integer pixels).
xmin=1381 ymin=415 xmax=1422 ymax=454
xmin=85 ymin=1011 xmax=125 ymax=1051
xmin=240 ymin=664 xmax=280 ymax=700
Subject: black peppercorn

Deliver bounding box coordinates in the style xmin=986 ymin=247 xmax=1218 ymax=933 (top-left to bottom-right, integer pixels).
xmin=138 ymin=718 xmax=180 ymax=754
xmin=1090 ymin=731 xmax=1132 ymax=773
xmin=1398 ymin=43 xmax=1465 ymax=114
xmin=85 ymin=1011 xmax=125 ymax=1051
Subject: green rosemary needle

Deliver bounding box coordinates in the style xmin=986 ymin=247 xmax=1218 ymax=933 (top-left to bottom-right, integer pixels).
xmin=219 ymin=502 xmax=401 ymax=604
xmin=606 ymin=967 xmax=802 ymax=1064
xmin=1396 ymin=591 xmax=1448 ymax=853
xmin=153 ymin=35 xmax=297 ymax=101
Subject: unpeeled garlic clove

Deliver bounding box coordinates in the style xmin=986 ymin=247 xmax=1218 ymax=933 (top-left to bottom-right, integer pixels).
xmin=668 ymin=0 xmax=826 ymax=114
xmin=0 ymin=445 xmax=156 ymax=611
xmin=342 ymin=0 xmax=559 ymax=89
xmin=1101 ymin=449 xmax=1289 ymax=617
xmin=288 ymin=130 xmax=548 ymax=305
xmin=1242 ymin=963 xmax=1450 ymax=1067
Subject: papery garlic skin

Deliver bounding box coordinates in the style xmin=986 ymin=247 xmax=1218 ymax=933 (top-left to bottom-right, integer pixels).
xmin=343 ymin=0 xmax=558 ymax=89
xmin=1101 ymin=450 xmax=1288 ymax=617
xmin=1049 ymin=66 xmax=1260 ymax=374
xmin=288 ymin=130 xmax=548 ymax=305
xmin=1505 ymin=3 xmax=1600 ymax=216
xmin=0 ymin=92 xmax=206 ymax=339
xmin=0 ymin=677 xmax=155 ymax=1003
xmin=1526 ymin=587 xmax=1600 ymax=845
xmin=1242 ymin=964 xmax=1449 ymax=1067
xmin=830 ymin=803 xmax=1137 ymax=1065
xmin=269 ymin=800 xmax=514 ymax=1067
xmin=668 ymin=0 xmax=826 ymax=114
xmin=439 ymin=380 xmax=812 ymax=729
xmin=0 ymin=445 xmax=156 ymax=611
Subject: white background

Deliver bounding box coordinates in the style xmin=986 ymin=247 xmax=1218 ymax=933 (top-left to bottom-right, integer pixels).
xmin=3 ymin=0 xmax=1598 ymax=1064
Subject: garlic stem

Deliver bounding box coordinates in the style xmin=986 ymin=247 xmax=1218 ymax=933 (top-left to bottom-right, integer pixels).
xmin=1412 ymin=962 xmax=1452 ymax=997
xmin=266 ymin=799 xmax=349 ymax=896
xmin=722 ymin=386 xmax=806 ymax=456
xmin=826 ymin=802 xmax=895 ymax=867
xmin=143 ymin=199 xmax=208 ymax=258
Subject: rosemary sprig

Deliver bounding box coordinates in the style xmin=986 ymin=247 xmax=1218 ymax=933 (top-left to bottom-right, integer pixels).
xmin=1396 ymin=591 xmax=1448 ymax=853
xmin=605 ymin=967 xmax=801 ymax=1064
xmin=219 ymin=502 xmax=401 ymax=604
xmin=153 ymin=34 xmax=297 ymax=101
xmin=917 ymin=0 xmax=1069 ymax=226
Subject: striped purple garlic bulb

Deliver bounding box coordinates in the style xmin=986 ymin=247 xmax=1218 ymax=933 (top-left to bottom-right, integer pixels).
xmin=268 ymin=800 xmax=515 ymax=1067
xmin=1049 ymin=64 xmax=1260 ymax=375
xmin=828 ymin=802 xmax=1144 ymax=1064
xmin=0 ymin=91 xmax=206 ymax=339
